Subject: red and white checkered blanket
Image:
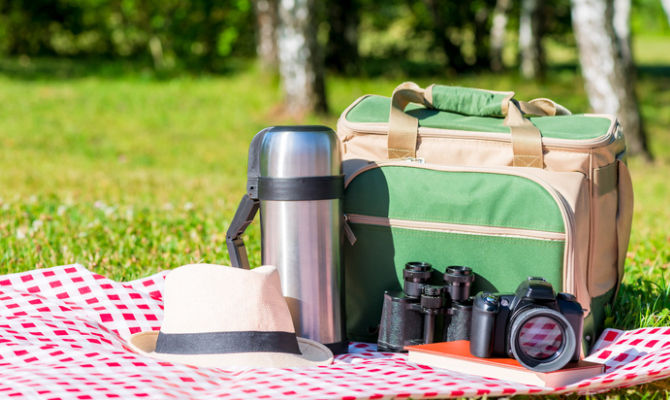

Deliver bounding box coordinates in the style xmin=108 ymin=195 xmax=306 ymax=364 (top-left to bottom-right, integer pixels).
xmin=0 ymin=264 xmax=668 ymax=399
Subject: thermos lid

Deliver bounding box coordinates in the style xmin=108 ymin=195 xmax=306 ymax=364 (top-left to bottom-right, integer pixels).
xmin=255 ymin=126 xmax=343 ymax=202
xmin=260 ymin=126 xmax=341 ymax=178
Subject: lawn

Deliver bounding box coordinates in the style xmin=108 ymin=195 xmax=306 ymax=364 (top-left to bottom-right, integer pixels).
xmin=0 ymin=40 xmax=669 ymax=397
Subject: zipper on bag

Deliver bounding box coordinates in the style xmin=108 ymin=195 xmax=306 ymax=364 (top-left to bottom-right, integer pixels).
xmin=345 ymin=214 xmax=566 ymax=242
xmin=341 ymin=120 xmax=616 ymax=149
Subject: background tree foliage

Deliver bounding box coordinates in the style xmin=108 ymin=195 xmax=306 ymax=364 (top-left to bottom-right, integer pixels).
xmin=0 ymin=0 xmax=666 ymax=73
xmin=0 ymin=0 xmax=256 ymax=70
xmin=0 ymin=0 xmax=667 ymax=149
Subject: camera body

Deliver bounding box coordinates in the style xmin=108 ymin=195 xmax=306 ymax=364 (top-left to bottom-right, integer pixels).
xmin=377 ymin=262 xmax=473 ymax=352
xmin=470 ymin=277 xmax=584 ymax=372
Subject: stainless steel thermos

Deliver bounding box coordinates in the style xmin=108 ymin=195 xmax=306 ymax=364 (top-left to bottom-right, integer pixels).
xmin=226 ymin=126 xmax=347 ymax=354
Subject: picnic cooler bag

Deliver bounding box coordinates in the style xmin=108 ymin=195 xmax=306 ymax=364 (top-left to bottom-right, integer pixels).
xmin=337 ymin=82 xmax=634 ymax=350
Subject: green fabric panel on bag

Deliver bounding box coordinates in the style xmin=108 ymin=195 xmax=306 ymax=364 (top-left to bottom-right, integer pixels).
xmin=344 ymin=224 xmax=565 ymax=342
xmin=345 ymin=166 xmax=566 ymax=233
xmin=345 ymin=95 xmax=612 ymax=141
xmin=429 ymin=85 xmax=508 ymax=117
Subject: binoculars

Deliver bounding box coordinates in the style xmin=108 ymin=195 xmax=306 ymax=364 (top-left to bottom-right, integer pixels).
xmin=377 ymin=262 xmax=474 ymax=352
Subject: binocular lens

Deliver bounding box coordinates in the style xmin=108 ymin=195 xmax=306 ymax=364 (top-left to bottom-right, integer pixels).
xmin=444 ymin=265 xmax=474 ymax=302
xmin=445 ymin=265 xmax=471 ymax=276
xmin=517 ymin=316 xmax=564 ymax=360
xmin=404 ymin=262 xmax=432 ymax=276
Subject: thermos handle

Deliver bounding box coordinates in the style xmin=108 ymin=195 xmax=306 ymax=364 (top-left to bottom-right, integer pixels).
xmin=226 ymin=194 xmax=260 ymax=269
xmin=226 ymin=128 xmax=269 ymax=268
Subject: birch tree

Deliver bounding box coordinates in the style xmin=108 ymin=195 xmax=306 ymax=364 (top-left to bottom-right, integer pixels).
xmin=490 ymin=0 xmax=511 ymax=72
xmin=255 ymin=0 xmax=278 ymax=71
xmin=571 ymin=0 xmax=651 ymax=159
xmin=276 ymin=0 xmax=328 ymax=116
xmin=662 ymin=0 xmax=670 ymax=25
xmin=613 ymin=0 xmax=633 ymax=76
xmin=519 ymin=0 xmax=545 ymax=79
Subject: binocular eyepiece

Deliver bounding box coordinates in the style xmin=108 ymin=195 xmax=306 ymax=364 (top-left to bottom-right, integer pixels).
xmin=444 ymin=265 xmax=474 ymax=303
xmin=402 ymin=262 xmax=474 ymax=301
xmin=403 ymin=262 xmax=433 ymax=298
xmin=377 ymin=262 xmax=474 ymax=352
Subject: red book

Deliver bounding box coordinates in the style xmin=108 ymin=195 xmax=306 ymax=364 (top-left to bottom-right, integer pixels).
xmin=406 ymin=340 xmax=604 ymax=388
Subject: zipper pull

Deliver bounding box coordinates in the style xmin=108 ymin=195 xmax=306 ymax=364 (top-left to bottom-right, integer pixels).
xmin=343 ymin=214 xmax=357 ymax=245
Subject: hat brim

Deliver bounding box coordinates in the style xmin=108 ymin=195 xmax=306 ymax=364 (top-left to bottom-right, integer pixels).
xmin=127 ymin=331 xmax=334 ymax=369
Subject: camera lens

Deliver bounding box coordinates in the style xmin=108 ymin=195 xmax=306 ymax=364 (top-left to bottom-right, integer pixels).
xmin=517 ymin=316 xmax=563 ymax=360
xmin=509 ymin=308 xmax=576 ymax=372
xmin=443 ymin=265 xmax=474 ymax=302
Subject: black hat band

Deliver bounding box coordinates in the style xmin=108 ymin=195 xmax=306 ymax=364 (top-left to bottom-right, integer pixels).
xmin=154 ymin=330 xmax=302 ymax=355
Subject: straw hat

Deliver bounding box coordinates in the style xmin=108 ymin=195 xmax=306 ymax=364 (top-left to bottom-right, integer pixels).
xmin=128 ymin=264 xmax=333 ymax=368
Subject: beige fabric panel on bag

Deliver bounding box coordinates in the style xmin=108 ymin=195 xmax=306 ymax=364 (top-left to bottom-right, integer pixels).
xmin=337 ymin=122 xmax=597 ymax=176
xmin=589 ymin=162 xmax=620 ymax=297
xmin=519 ymin=167 xmax=592 ymax=313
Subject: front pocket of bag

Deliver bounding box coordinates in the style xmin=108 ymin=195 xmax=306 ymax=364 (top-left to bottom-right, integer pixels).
xmin=343 ymin=163 xmax=584 ymax=342
xmin=343 ymin=217 xmax=567 ymax=342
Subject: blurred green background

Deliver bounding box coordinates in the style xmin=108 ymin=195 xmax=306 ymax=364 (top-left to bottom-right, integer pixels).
xmin=0 ymin=0 xmax=667 ymax=72
xmin=0 ymin=0 xmax=670 ymax=395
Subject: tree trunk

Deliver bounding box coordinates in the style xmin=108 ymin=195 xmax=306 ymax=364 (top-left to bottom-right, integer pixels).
xmin=490 ymin=0 xmax=511 ymax=72
xmin=613 ymin=0 xmax=633 ymax=75
xmin=519 ymin=0 xmax=545 ymax=79
xmin=255 ymin=0 xmax=278 ymax=71
xmin=571 ymin=0 xmax=651 ymax=159
xmin=662 ymin=0 xmax=670 ymax=26
xmin=613 ymin=0 xmax=651 ymax=159
xmin=276 ymin=0 xmax=328 ymax=116
xmin=473 ymin=5 xmax=491 ymax=68
xmin=326 ymin=0 xmax=359 ymax=74
xmin=424 ymin=0 xmax=467 ymax=72
xmin=202 ymin=1 xmax=219 ymax=71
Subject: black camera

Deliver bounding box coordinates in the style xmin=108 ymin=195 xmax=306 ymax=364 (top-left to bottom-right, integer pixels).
xmin=470 ymin=277 xmax=584 ymax=372
xmin=377 ymin=262 xmax=474 ymax=352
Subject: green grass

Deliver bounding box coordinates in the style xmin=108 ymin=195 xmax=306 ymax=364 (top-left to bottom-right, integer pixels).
xmin=0 ymin=36 xmax=669 ymax=397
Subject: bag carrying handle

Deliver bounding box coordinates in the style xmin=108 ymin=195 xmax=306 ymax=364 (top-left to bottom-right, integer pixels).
xmin=387 ymin=82 xmax=571 ymax=168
